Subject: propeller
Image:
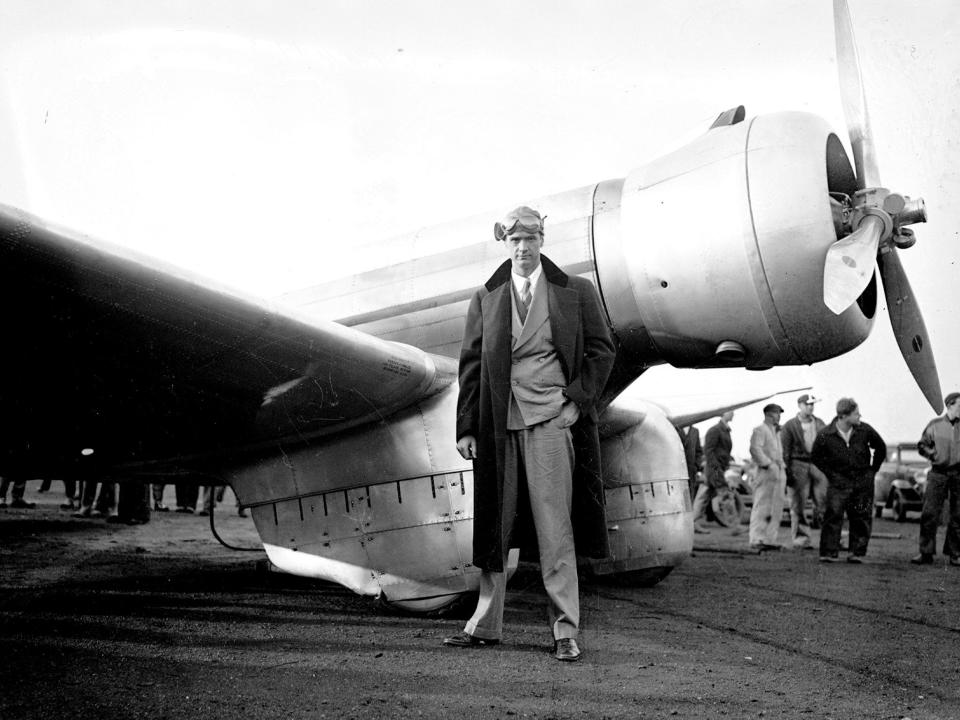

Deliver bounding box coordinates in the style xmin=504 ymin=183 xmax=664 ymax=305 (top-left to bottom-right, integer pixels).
xmin=823 ymin=0 xmax=943 ymax=412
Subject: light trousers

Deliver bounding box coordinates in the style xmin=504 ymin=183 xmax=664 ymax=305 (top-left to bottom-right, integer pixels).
xmin=465 ymin=417 xmax=579 ymax=641
xmin=749 ymin=467 xmax=786 ymax=545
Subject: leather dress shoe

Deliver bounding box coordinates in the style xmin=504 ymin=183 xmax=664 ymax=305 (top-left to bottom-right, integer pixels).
xmin=846 ymin=555 xmax=863 ymax=564
xmin=442 ymin=631 xmax=499 ymax=648
xmin=10 ymin=499 xmax=36 ymax=509
xmin=818 ymin=555 xmax=839 ymax=563
xmin=910 ymin=553 xmax=934 ymax=565
xmin=554 ymin=638 xmax=582 ymax=662
xmin=949 ymin=556 xmax=960 ymax=567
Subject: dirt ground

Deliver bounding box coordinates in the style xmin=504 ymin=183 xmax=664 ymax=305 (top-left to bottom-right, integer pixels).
xmin=2 ymin=482 xmax=959 ymax=720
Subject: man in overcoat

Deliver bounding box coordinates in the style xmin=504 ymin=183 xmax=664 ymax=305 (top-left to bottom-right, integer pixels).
xmin=444 ymin=206 xmax=615 ymax=662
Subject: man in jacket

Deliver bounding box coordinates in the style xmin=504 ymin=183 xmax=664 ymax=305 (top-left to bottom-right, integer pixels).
xmin=780 ymin=393 xmax=828 ymax=547
xmin=748 ymin=404 xmax=787 ymax=550
xmin=812 ymin=398 xmax=886 ymax=563
xmin=445 ymin=206 xmax=616 ymax=662
xmin=691 ymin=411 xmax=735 ymax=534
xmin=911 ymin=391 xmax=960 ymax=566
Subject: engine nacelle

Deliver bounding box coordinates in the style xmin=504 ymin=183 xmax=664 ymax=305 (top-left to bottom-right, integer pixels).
xmin=595 ymin=111 xmax=874 ymax=375
xmin=584 ymin=399 xmax=693 ymax=583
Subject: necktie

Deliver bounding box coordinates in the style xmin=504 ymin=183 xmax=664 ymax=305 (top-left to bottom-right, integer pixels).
xmin=519 ymin=279 xmax=531 ymax=323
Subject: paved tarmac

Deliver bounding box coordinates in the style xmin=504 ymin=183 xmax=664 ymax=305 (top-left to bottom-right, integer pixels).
xmin=2 ymin=482 xmax=959 ymax=720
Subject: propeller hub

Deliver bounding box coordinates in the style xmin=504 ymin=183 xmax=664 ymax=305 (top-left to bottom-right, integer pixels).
xmin=848 ymin=187 xmax=926 ymax=248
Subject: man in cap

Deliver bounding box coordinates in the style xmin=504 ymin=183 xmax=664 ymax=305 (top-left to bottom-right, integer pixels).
xmin=446 ymin=206 xmax=616 ymax=662
xmin=780 ymin=393 xmax=828 ymax=546
xmin=811 ymin=398 xmax=886 ymax=563
xmin=748 ymin=403 xmax=787 ymax=550
xmin=911 ymin=391 xmax=960 ymax=566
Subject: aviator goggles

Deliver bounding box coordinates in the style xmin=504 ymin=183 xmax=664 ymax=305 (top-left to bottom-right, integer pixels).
xmin=494 ymin=213 xmax=546 ymax=241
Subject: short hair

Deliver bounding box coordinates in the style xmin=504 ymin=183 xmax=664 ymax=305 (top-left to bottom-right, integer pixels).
xmin=835 ymin=397 xmax=858 ymax=417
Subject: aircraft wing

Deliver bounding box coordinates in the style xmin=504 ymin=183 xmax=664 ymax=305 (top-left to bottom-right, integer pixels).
xmin=0 ymin=204 xmax=456 ymax=478
xmin=601 ymin=386 xmax=812 ymax=437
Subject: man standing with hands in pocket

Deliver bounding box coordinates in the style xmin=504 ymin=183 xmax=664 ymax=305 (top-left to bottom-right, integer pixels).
xmin=445 ymin=206 xmax=615 ymax=662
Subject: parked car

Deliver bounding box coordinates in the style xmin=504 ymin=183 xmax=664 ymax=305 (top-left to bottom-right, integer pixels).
xmin=874 ymin=442 xmax=929 ymax=522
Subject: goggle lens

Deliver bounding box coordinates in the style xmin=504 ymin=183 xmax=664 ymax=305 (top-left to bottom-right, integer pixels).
xmin=494 ymin=214 xmax=545 ymax=241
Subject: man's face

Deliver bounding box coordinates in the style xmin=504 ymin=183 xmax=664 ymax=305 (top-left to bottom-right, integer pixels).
xmin=843 ymin=408 xmax=862 ymax=426
xmin=721 ymin=411 xmax=734 ymax=425
xmin=505 ymin=230 xmax=544 ymax=277
xmin=768 ymin=410 xmax=782 ymax=424
xmin=947 ymin=398 xmax=960 ymax=418
xmin=798 ymin=401 xmax=815 ymax=419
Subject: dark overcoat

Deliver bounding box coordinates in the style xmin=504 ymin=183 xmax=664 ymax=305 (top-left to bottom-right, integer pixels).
xmin=456 ymin=255 xmax=616 ymax=572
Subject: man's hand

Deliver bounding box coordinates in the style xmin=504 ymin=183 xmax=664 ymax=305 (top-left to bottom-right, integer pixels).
xmin=457 ymin=435 xmax=478 ymax=460
xmin=557 ymin=401 xmax=581 ymax=429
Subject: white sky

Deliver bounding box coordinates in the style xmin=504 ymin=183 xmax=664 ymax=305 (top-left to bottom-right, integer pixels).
xmin=1 ymin=0 xmax=958 ymax=456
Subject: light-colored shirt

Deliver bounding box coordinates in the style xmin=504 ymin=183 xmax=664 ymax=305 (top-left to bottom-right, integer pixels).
xmin=800 ymin=417 xmax=817 ymax=454
xmin=512 ymin=263 xmax=542 ymax=296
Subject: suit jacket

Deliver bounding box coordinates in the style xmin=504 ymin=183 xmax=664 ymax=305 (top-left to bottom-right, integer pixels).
xmin=457 ymin=255 xmax=616 ymax=571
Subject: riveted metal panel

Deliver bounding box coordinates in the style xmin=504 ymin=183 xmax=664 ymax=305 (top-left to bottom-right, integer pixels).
xmin=364 ymin=475 xmax=450 ymax=533
xmin=366 ymin=521 xmax=472 ymax=591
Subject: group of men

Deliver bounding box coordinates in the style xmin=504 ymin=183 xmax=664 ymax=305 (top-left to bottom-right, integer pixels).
xmin=690 ymin=391 xmax=960 ymax=566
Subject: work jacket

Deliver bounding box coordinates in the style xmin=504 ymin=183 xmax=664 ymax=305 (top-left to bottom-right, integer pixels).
xmin=780 ymin=414 xmax=826 ymax=464
xmin=456 ymin=255 xmax=616 ymax=571
xmin=749 ymin=421 xmax=786 ymax=488
xmin=918 ymin=414 xmax=960 ymax=473
xmin=811 ymin=419 xmax=886 ymax=490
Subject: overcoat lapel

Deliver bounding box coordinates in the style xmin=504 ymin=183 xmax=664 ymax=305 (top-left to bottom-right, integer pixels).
xmin=479 ymin=281 xmax=512 ymax=393
xmin=548 ymin=283 xmax=579 ymax=381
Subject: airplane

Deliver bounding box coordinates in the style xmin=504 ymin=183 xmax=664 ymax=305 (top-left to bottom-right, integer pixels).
xmin=0 ymin=1 xmax=942 ymax=612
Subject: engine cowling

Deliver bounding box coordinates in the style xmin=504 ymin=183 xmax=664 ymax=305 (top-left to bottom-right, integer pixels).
xmin=595 ymin=111 xmax=872 ymax=379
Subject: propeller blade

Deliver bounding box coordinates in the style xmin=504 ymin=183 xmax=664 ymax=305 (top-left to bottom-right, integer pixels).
xmin=823 ymin=214 xmax=883 ymax=314
xmin=833 ymin=0 xmax=881 ymax=189
xmin=878 ymin=247 xmax=943 ymax=413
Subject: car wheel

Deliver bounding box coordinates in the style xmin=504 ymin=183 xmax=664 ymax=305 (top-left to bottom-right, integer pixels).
xmin=892 ymin=492 xmax=908 ymax=523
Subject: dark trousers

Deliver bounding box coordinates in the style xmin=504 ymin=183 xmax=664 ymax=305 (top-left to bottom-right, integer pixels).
xmin=175 ymin=483 xmax=198 ymax=510
xmin=819 ymin=480 xmax=873 ymax=557
xmin=918 ymin=470 xmax=960 ymax=557
xmin=1 ymin=478 xmax=27 ymax=501
xmin=80 ymin=481 xmax=116 ymax=513
xmin=117 ymin=481 xmax=151 ymax=523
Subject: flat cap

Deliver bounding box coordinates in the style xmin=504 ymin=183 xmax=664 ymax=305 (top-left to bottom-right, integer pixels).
xmin=763 ymin=403 xmax=784 ymax=414
xmin=945 ymin=392 xmax=960 ymax=407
